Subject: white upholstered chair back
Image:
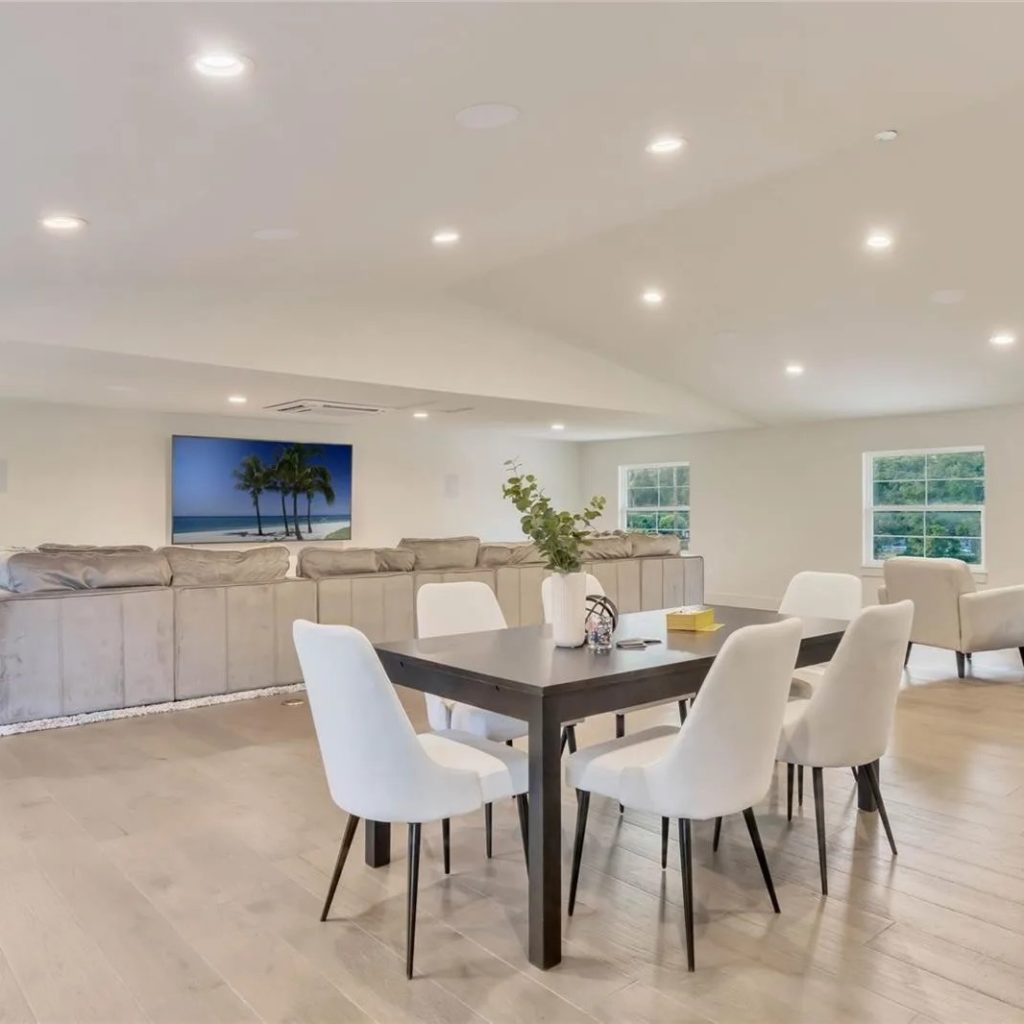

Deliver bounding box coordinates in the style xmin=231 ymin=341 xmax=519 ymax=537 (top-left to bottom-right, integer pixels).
xmin=540 ymin=573 xmax=604 ymax=624
xmin=416 ymin=582 xmax=508 ymax=731
xmin=881 ymin=557 xmax=974 ymax=649
xmin=293 ymin=620 xmax=480 ymax=823
xmin=779 ymin=571 xmax=862 ymax=622
xmin=619 ymin=618 xmax=802 ymax=819
xmin=781 ymin=601 xmax=913 ymax=768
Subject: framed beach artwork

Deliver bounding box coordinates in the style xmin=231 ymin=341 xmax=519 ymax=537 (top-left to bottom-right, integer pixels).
xmin=171 ymin=435 xmax=353 ymax=544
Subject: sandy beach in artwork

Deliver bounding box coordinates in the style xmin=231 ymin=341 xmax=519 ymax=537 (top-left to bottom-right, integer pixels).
xmin=172 ymin=518 xmax=351 ymax=544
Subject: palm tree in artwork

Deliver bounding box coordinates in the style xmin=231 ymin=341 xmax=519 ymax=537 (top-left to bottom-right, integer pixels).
xmin=232 ymin=455 xmax=268 ymax=537
xmin=303 ymin=464 xmax=336 ymax=534
xmin=275 ymin=444 xmax=322 ymax=540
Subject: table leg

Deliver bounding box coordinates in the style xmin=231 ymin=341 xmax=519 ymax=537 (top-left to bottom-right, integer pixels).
xmin=857 ymin=759 xmax=879 ymax=812
xmin=528 ymin=704 xmax=562 ymax=969
xmin=364 ymin=820 xmax=392 ymax=866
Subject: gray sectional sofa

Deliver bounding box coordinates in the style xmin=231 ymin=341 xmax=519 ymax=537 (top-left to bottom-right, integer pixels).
xmin=0 ymin=536 xmax=703 ymax=727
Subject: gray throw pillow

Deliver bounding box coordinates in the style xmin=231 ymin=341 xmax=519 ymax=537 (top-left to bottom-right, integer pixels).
xmin=375 ymin=548 xmax=416 ymax=573
xmin=476 ymin=543 xmax=514 ymax=568
xmin=628 ymin=533 xmax=682 ymax=557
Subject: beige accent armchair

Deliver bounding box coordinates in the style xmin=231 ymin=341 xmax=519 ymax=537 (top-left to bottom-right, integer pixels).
xmin=879 ymin=556 xmax=1024 ymax=678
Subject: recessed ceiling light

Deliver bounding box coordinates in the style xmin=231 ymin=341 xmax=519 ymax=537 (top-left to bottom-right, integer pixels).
xmin=193 ymin=52 xmax=250 ymax=78
xmin=864 ymin=230 xmax=894 ymax=252
xmin=874 ymin=129 xmax=899 ymax=142
xmin=412 ymin=411 xmax=429 ymax=419
xmin=990 ymin=331 xmax=1016 ymax=347
xmin=432 ymin=229 xmax=460 ymax=246
xmin=551 ymin=423 xmax=566 ymax=431
xmin=641 ymin=288 xmax=664 ymax=306
xmin=39 ymin=213 xmax=86 ymax=233
xmin=228 ymin=395 xmax=247 ymax=404
xmin=253 ymin=228 xmax=298 ymax=241
xmin=785 ymin=363 xmax=805 ymax=377
xmin=455 ymin=103 xmax=520 ymax=130
xmin=646 ymin=135 xmax=685 ymax=155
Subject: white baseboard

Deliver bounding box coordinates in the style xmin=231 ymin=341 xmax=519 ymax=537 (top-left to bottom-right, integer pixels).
xmin=0 ymin=683 xmax=306 ymax=737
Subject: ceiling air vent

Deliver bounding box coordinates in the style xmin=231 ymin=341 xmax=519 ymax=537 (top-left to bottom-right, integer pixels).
xmin=264 ymin=399 xmax=389 ymax=417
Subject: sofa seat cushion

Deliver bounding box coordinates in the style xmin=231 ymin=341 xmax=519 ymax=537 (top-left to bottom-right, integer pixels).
xmin=397 ymin=536 xmax=480 ymax=571
xmin=375 ymin=547 xmax=416 ymax=573
xmin=161 ymin=545 xmax=289 ymax=586
xmin=628 ymin=533 xmax=682 ymax=557
xmin=298 ymin=547 xmax=380 ymax=579
xmin=6 ymin=551 xmax=172 ymax=594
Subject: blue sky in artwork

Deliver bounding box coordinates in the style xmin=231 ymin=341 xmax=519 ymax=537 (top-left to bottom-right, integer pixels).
xmin=172 ymin=436 xmax=352 ymax=516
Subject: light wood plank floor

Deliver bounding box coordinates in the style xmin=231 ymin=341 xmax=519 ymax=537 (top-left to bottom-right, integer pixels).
xmin=1 ymin=644 xmax=1023 ymax=1023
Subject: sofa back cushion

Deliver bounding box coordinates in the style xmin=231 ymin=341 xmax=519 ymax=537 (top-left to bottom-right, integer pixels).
xmin=582 ymin=535 xmax=633 ymax=560
xmin=627 ymin=533 xmax=682 ymax=557
xmin=6 ymin=550 xmax=172 ymax=594
xmin=477 ymin=543 xmax=514 ymax=568
xmin=161 ymin=546 xmax=289 ymax=586
xmin=375 ymin=547 xmax=416 ymax=573
xmin=0 ymin=547 xmax=31 ymax=590
xmin=507 ymin=542 xmax=546 ymax=566
xmin=298 ymin=547 xmax=381 ymax=579
xmin=397 ymin=536 xmax=480 ymax=571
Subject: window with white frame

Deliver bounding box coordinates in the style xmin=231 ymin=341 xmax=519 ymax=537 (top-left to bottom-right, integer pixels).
xmin=864 ymin=447 xmax=985 ymax=566
xmin=620 ymin=463 xmax=690 ymax=547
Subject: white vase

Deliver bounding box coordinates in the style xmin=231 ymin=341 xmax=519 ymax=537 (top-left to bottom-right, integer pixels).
xmin=549 ymin=571 xmax=588 ymax=648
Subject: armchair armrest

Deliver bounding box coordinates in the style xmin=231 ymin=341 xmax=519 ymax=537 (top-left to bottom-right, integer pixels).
xmin=959 ymin=585 xmax=1024 ymax=652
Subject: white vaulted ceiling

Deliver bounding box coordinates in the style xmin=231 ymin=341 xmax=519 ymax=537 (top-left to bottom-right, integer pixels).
xmin=3 ymin=2 xmax=1024 ymax=434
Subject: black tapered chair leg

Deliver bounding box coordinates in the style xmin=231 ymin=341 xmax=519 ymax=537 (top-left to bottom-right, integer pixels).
xmin=567 ymin=791 xmax=590 ymax=915
xmin=712 ymin=816 xmax=722 ymax=852
xmin=1019 ymin=646 xmax=1024 ymax=669
xmin=786 ymin=763 xmax=794 ymax=822
xmin=678 ymin=818 xmax=695 ymax=971
xmin=661 ymin=817 xmax=669 ymax=869
xmin=406 ymin=823 xmax=421 ymax=979
xmin=560 ymin=728 xmax=568 ymax=756
xmin=742 ymin=808 xmax=780 ymax=913
xmin=565 ymin=724 xmax=578 ymax=755
xmin=678 ymin=700 xmax=688 ymax=724
xmin=956 ymin=651 xmax=966 ymax=679
xmin=441 ymin=818 xmax=451 ymax=875
xmin=484 ymin=803 xmax=493 ymax=858
xmin=798 ymin=764 xmax=804 ymax=806
xmin=615 ymin=714 xmax=625 ymax=738
xmin=320 ymin=814 xmax=360 ymax=922
xmin=851 ymin=766 xmax=860 ymax=784
xmin=812 ymin=766 xmax=828 ymax=895
xmin=861 ymin=762 xmax=898 ymax=856
xmin=516 ymin=794 xmax=529 ymax=869
xmin=904 ymin=642 xmax=912 ymax=667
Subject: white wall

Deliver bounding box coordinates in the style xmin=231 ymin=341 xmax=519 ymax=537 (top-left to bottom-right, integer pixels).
xmin=0 ymin=398 xmax=581 ymax=552
xmin=581 ymin=403 xmax=1024 ymax=608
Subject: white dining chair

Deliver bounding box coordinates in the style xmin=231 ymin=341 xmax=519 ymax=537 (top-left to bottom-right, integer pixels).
xmin=564 ymin=617 xmax=802 ymax=971
xmin=417 ymin=580 xmax=578 ymax=860
xmin=293 ymin=619 xmax=529 ymax=978
xmin=776 ymin=600 xmax=913 ymax=894
xmin=778 ymin=570 xmax=863 ymax=804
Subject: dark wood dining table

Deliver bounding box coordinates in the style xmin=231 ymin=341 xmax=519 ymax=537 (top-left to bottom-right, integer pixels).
xmin=373 ymin=604 xmax=848 ymax=970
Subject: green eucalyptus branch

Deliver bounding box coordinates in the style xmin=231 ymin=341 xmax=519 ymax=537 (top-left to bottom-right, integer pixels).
xmin=502 ymin=459 xmax=607 ymax=574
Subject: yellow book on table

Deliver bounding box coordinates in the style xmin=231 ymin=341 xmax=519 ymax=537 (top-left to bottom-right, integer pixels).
xmin=666 ymin=606 xmax=717 ymax=632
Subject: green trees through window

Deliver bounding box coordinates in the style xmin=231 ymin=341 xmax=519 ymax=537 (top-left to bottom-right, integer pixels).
xmin=621 ymin=463 xmax=690 ymax=547
xmin=868 ymin=449 xmax=984 ymax=564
